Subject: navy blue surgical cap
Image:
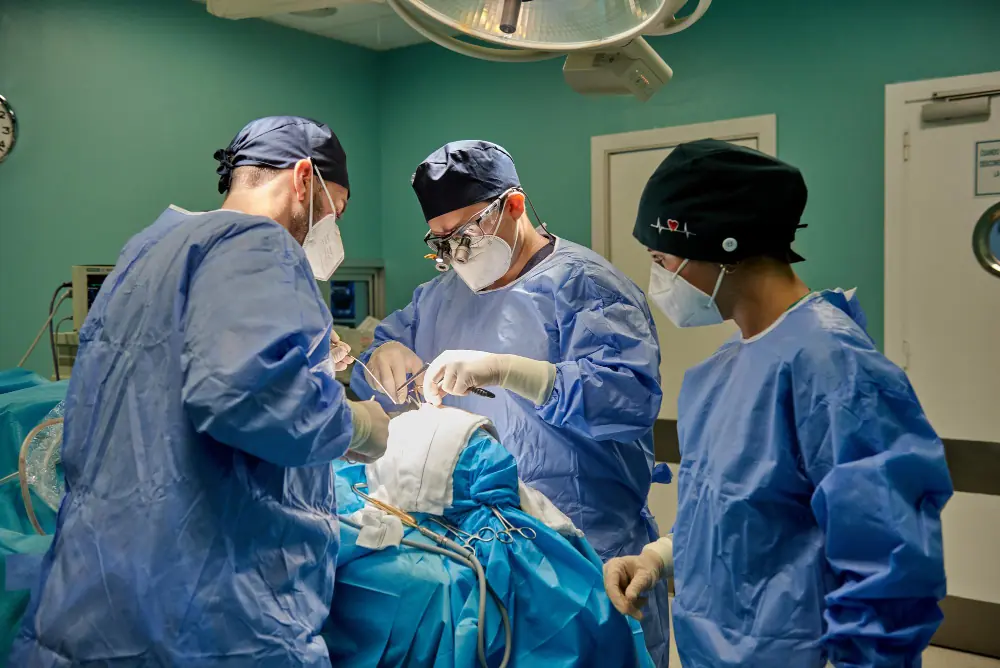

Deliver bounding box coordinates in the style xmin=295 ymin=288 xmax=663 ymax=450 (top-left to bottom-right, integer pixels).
xmin=411 ymin=140 xmax=520 ymax=221
xmin=214 ymin=116 xmax=349 ymax=195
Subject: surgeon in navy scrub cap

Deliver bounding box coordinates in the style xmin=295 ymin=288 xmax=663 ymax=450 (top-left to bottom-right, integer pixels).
xmin=10 ymin=117 xmax=390 ymax=668
xmin=350 ymin=140 xmax=673 ymax=665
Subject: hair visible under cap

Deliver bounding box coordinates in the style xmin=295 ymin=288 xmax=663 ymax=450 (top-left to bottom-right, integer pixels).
xmin=230 ymin=165 xmax=281 ymax=191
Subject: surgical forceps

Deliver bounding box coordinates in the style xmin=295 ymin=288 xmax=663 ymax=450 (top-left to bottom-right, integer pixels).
xmin=398 ymin=362 xmax=497 ymax=400
xmin=346 ymin=484 xmax=512 ymax=668
xmin=490 ymin=507 xmax=537 ymax=543
xmin=394 ymin=363 xmax=429 ymax=412
xmin=426 ymin=516 xmax=501 ymax=552
xmin=348 ymin=356 xmax=423 ymax=411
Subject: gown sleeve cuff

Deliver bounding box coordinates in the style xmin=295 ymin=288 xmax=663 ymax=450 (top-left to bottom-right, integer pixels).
xmin=642 ymin=536 xmax=674 ymax=579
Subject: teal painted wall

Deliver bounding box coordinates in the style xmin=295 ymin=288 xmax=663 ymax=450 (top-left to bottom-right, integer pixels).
xmin=376 ymin=0 xmax=1000 ymax=347
xmin=0 ymin=0 xmax=381 ymax=375
xmin=2 ymin=0 xmax=998 ymax=375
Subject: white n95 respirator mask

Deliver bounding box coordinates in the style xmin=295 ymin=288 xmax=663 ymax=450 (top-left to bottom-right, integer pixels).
xmin=452 ymin=235 xmax=515 ymax=293
xmin=302 ymin=163 xmax=345 ymax=281
xmin=648 ymin=260 xmax=725 ymax=328
xmin=450 ymin=200 xmax=521 ymax=293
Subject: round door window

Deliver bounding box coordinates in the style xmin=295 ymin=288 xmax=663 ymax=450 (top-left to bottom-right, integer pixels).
xmin=972 ymin=201 xmax=1000 ymax=279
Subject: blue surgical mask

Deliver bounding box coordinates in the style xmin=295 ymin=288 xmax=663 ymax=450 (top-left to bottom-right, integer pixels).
xmin=648 ymin=260 xmax=725 ymax=328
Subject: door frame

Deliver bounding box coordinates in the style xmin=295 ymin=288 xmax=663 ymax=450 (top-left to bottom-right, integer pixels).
xmin=590 ymin=114 xmax=777 ymax=258
xmin=884 ymin=71 xmax=1000 ymax=659
xmin=884 ymin=71 xmax=1000 ymax=368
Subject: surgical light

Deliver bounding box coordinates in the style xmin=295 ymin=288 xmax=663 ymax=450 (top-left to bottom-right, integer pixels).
xmin=204 ymin=0 xmax=713 ymax=100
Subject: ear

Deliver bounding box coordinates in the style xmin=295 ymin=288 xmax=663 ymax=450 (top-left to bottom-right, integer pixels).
xmin=291 ymin=159 xmax=313 ymax=203
xmin=506 ymin=191 xmax=526 ymax=219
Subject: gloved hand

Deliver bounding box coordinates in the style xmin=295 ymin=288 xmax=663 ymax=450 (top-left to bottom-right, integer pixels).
xmin=603 ymin=537 xmax=673 ymax=621
xmin=423 ymin=350 xmax=556 ymax=407
xmin=330 ymin=329 xmax=352 ymax=372
xmin=366 ymin=341 xmax=425 ymax=404
xmin=345 ymin=399 xmax=391 ymax=463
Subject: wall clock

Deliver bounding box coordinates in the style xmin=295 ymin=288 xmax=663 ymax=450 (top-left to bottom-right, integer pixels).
xmin=0 ymin=95 xmax=18 ymax=163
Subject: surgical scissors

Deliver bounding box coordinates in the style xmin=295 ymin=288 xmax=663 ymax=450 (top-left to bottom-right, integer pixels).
xmin=426 ymin=517 xmax=501 ymax=552
xmin=490 ymin=507 xmax=537 ymax=543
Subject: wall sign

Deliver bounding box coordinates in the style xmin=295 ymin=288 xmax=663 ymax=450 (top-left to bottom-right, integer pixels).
xmin=977 ymin=139 xmax=1000 ymax=196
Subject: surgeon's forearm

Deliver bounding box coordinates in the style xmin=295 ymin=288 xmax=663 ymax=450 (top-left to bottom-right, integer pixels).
xmin=186 ymin=365 xmax=354 ymax=468
xmin=537 ymin=361 xmax=661 ymax=440
xmin=498 ymin=355 xmax=556 ymax=405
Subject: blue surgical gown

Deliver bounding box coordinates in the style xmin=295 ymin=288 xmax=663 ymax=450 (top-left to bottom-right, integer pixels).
xmin=672 ymin=289 xmax=953 ymax=668
xmin=10 ymin=206 xmax=353 ymax=668
xmin=351 ymin=237 xmax=672 ymax=665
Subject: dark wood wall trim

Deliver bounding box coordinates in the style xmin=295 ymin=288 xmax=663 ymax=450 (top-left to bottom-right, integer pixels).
xmin=934 ymin=596 xmax=1000 ymax=659
xmin=653 ymin=419 xmax=1000 ymax=496
xmin=653 ymin=418 xmax=1000 ymax=658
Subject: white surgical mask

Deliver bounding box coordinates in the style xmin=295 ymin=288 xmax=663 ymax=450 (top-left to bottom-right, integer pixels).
xmin=648 ymin=259 xmax=725 ymax=328
xmin=302 ymin=163 xmax=345 ymax=281
xmin=452 ymin=209 xmax=520 ymax=293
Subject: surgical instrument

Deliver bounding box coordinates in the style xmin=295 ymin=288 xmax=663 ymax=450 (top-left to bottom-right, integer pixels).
xmin=490 ymin=507 xmax=537 ymax=543
xmin=350 ymin=483 xmax=512 ymax=668
xmin=385 ymin=359 xmax=496 ymax=400
xmin=426 ymin=516 xmax=501 ymax=552
xmin=395 ymin=362 xmax=430 ymax=395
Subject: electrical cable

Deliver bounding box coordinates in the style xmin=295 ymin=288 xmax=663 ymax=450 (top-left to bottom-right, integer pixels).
xmin=339 ymin=514 xmax=512 ymax=668
xmin=48 ymin=283 xmax=72 ymax=380
xmin=347 ymin=484 xmax=513 ymax=668
xmin=54 ymin=316 xmax=73 ymax=338
xmin=17 ymin=291 xmax=70 ymax=369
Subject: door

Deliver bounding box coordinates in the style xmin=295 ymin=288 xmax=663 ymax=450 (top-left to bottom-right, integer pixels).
xmin=886 ymin=71 xmax=1000 ymax=657
xmin=591 ymin=116 xmax=777 ymax=534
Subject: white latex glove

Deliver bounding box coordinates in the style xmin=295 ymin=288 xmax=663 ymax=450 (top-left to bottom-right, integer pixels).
xmin=345 ymin=400 xmax=390 ymax=462
xmin=366 ymin=341 xmax=425 ymax=404
xmin=603 ymin=537 xmax=673 ymax=621
xmin=330 ymin=329 xmax=352 ymax=372
xmin=422 ymin=350 xmax=556 ymax=407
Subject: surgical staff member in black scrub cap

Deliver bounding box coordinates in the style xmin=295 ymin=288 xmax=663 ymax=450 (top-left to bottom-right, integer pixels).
xmin=605 ymin=139 xmax=952 ymax=668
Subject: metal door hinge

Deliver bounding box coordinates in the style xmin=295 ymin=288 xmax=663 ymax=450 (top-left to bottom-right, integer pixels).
xmin=903 ymin=131 xmax=911 ymax=162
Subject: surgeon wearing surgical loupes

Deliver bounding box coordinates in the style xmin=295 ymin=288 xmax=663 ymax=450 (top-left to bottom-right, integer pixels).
xmin=603 ymin=140 xmax=953 ymax=668
xmin=10 ymin=117 xmax=390 ymax=668
xmin=350 ymin=140 xmax=672 ymax=665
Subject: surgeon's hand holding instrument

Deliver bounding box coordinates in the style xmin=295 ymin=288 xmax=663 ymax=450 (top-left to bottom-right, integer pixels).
xmin=329 ymin=328 xmax=352 ymax=372
xmin=364 ymin=341 xmax=426 ymax=404
xmin=423 ymin=350 xmax=554 ymax=406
